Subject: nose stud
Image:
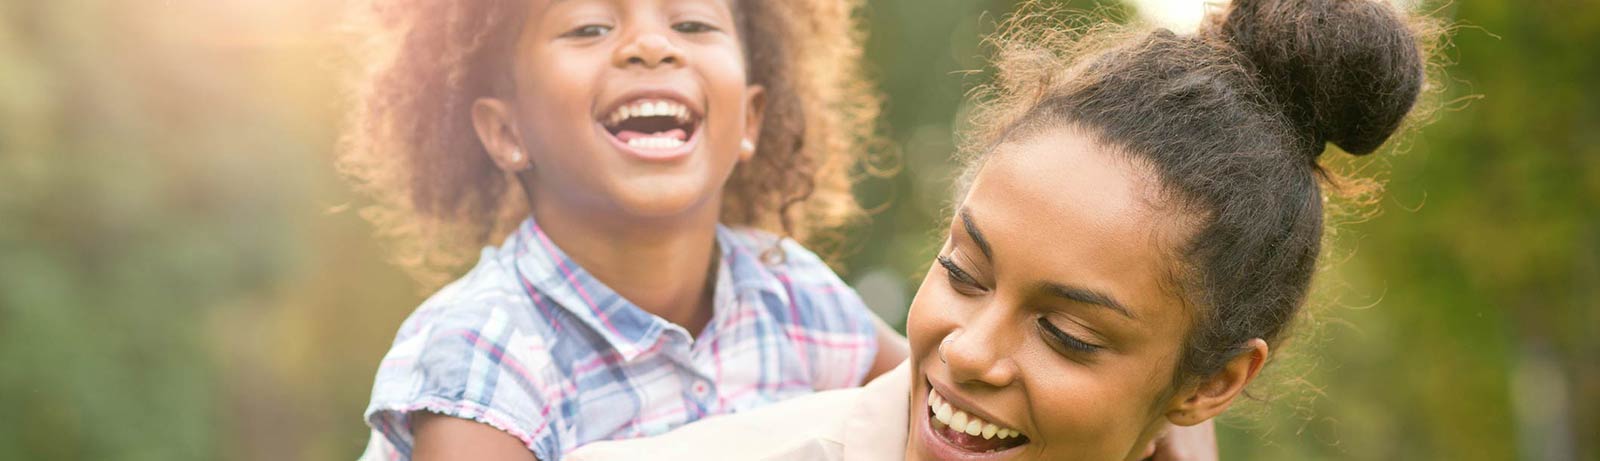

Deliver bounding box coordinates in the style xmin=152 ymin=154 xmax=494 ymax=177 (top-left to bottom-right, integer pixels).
xmin=939 ymin=336 xmax=954 ymax=364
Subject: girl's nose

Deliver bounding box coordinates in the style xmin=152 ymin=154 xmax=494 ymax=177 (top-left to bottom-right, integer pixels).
xmin=615 ymin=32 xmax=684 ymax=69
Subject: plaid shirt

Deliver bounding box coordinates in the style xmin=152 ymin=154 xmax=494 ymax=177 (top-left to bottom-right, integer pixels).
xmin=360 ymin=218 xmax=880 ymax=460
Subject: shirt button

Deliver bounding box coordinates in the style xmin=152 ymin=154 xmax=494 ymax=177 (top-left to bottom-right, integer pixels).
xmin=692 ymin=381 xmax=710 ymax=398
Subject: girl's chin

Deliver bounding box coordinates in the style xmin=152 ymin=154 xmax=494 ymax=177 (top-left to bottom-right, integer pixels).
xmin=604 ymin=181 xmax=724 ymax=219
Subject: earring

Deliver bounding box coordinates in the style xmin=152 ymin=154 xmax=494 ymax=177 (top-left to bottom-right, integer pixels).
xmin=740 ymin=139 xmax=755 ymax=152
xmin=509 ymin=149 xmax=523 ymax=163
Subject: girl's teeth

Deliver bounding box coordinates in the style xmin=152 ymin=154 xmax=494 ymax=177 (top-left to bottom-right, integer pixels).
xmin=625 ymin=136 xmax=684 ymax=150
xmin=607 ymin=100 xmax=693 ymax=127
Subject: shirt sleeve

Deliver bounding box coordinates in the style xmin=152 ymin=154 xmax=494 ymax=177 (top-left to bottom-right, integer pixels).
xmin=774 ymin=239 xmax=882 ymax=391
xmin=364 ymin=302 xmax=566 ymax=460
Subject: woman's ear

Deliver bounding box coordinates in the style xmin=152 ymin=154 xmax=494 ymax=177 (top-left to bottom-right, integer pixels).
xmin=740 ymin=85 xmax=766 ymax=162
xmin=1166 ymin=338 xmax=1269 ymax=426
xmin=471 ymin=97 xmax=529 ymax=172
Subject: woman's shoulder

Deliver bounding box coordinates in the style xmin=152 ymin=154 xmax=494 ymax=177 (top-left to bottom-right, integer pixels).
xmin=566 ymin=362 xmax=913 ymax=461
xmin=565 ymin=385 xmax=863 ymax=461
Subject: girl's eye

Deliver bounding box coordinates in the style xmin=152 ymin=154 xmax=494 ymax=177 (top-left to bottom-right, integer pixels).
xmin=564 ymin=24 xmax=613 ymax=38
xmin=671 ymin=21 xmax=717 ymax=33
xmin=937 ymin=255 xmax=985 ymax=294
xmin=1037 ymin=317 xmax=1104 ymax=355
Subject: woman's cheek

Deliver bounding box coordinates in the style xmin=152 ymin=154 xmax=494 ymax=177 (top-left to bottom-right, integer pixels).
xmin=1025 ymin=361 xmax=1149 ymax=461
xmin=905 ymin=271 xmax=956 ymax=358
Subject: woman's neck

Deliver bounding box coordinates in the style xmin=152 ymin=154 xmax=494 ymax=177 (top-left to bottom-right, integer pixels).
xmin=528 ymin=199 xmax=721 ymax=339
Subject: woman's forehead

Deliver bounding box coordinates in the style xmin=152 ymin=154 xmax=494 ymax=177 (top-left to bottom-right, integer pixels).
xmin=961 ymin=129 xmax=1189 ymax=320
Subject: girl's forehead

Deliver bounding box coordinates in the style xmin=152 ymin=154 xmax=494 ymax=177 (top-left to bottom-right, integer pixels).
xmin=528 ymin=0 xmax=740 ymax=11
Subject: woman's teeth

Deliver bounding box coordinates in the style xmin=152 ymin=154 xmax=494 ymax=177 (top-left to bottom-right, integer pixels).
xmin=929 ymin=389 xmax=1024 ymax=441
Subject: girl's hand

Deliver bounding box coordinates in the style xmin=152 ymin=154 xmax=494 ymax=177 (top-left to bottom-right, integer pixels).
xmin=864 ymin=314 xmax=910 ymax=381
xmin=1140 ymin=420 xmax=1218 ymax=461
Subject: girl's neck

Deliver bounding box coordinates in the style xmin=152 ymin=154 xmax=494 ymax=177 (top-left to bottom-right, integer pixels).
xmin=529 ymin=199 xmax=721 ymax=339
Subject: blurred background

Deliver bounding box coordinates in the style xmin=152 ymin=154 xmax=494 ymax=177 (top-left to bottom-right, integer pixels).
xmin=0 ymin=0 xmax=1594 ymax=459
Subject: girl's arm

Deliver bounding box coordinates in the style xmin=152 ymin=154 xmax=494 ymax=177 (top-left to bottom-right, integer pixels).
xmin=412 ymin=412 xmax=539 ymax=461
xmin=865 ymin=314 xmax=910 ymax=381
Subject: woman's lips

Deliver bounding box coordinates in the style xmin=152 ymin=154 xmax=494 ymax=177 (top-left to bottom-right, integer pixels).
xmin=918 ymin=381 xmax=1030 ymax=459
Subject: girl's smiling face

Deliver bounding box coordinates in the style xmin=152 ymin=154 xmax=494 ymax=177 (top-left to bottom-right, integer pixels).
xmin=905 ymin=128 xmax=1203 ymax=461
xmin=477 ymin=0 xmax=763 ymax=221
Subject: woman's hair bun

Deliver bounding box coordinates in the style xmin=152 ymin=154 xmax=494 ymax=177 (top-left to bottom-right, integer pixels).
xmin=1208 ymin=0 xmax=1424 ymax=156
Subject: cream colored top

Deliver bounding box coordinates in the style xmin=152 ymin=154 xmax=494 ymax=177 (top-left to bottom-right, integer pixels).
xmin=566 ymin=361 xmax=912 ymax=461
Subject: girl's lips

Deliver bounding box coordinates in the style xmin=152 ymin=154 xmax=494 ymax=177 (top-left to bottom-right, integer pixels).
xmin=596 ymin=121 xmax=700 ymax=161
xmin=594 ymin=89 xmax=704 ymax=162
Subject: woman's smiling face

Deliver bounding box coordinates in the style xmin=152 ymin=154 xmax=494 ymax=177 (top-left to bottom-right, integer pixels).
xmin=905 ymin=128 xmax=1200 ymax=461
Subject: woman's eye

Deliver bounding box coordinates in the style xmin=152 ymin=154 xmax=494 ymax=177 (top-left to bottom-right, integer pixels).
xmin=937 ymin=256 xmax=985 ymax=293
xmin=671 ymin=21 xmax=717 ymax=33
xmin=564 ymin=24 xmax=612 ymax=38
xmin=1037 ymin=318 xmax=1104 ymax=354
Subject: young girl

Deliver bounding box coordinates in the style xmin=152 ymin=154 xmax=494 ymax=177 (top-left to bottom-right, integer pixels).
xmin=340 ymin=0 xmax=904 ymax=459
xmin=565 ymin=0 xmax=1440 ymax=459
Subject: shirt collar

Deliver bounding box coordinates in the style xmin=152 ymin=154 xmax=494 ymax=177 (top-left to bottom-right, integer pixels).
xmin=713 ymin=225 xmax=793 ymax=301
xmin=506 ymin=217 xmax=782 ymax=361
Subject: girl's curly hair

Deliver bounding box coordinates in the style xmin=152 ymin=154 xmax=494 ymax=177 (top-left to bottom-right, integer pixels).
xmin=339 ymin=0 xmax=879 ymax=287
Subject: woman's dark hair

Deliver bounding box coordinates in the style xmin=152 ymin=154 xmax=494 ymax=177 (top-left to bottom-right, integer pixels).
xmin=960 ymin=0 xmax=1440 ymax=379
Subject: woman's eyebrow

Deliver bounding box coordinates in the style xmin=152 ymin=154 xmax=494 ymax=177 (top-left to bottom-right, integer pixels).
xmin=961 ymin=207 xmax=1135 ymax=318
xmin=959 ymin=208 xmax=993 ymax=259
xmin=1044 ymin=283 xmax=1135 ymax=319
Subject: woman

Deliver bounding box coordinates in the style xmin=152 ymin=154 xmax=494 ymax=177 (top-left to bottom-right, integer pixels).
xmin=569 ymin=0 xmax=1436 ymax=459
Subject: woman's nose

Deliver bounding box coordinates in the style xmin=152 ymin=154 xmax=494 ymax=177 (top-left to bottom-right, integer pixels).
xmin=615 ymin=31 xmax=683 ymax=69
xmin=941 ymin=319 xmax=1019 ymax=387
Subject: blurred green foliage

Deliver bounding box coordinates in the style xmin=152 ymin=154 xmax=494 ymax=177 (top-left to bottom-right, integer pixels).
xmin=0 ymin=0 xmax=1593 ymax=460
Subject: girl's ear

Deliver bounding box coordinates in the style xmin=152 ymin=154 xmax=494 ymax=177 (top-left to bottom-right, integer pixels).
xmin=471 ymin=97 xmax=530 ymax=172
xmin=740 ymin=85 xmax=766 ymax=162
xmin=1165 ymin=338 xmax=1269 ymax=426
